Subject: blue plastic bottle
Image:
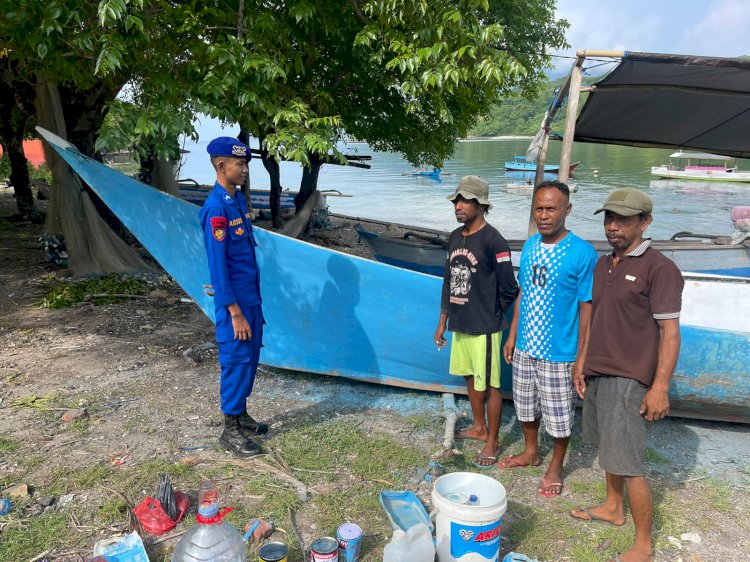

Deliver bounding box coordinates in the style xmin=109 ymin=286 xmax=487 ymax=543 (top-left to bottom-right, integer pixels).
xmin=468 ymin=494 xmax=479 ymax=506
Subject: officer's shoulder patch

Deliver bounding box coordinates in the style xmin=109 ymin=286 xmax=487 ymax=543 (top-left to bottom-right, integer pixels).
xmin=210 ymin=216 xmax=227 ymax=242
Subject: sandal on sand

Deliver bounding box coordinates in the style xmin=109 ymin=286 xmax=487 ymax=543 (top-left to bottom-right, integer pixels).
xmin=497 ymin=455 xmax=542 ymax=469
xmin=537 ymin=479 xmax=563 ymax=498
xmin=569 ymin=507 xmax=626 ymax=527
xmin=472 ymin=454 xmax=499 ymax=469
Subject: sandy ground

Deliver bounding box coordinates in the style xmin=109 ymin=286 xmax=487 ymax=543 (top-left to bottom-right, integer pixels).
xmin=1 ymin=188 xmax=749 ymax=561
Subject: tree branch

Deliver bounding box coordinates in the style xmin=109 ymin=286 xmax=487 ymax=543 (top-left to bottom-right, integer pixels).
xmin=350 ymin=0 xmax=370 ymax=25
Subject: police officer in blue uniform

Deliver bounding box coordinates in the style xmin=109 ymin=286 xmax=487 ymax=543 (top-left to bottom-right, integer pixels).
xmin=200 ymin=137 xmax=268 ymax=457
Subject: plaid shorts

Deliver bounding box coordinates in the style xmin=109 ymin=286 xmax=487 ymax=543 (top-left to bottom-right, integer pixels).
xmin=511 ymin=348 xmax=576 ymax=438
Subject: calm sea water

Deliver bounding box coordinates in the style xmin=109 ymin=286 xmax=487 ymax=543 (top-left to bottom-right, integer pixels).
xmin=178 ymin=138 xmax=749 ymax=240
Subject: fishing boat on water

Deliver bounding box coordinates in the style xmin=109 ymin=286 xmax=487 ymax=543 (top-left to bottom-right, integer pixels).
xmin=38 ymin=127 xmax=750 ymax=424
xmin=504 ymin=155 xmax=581 ymax=174
xmin=651 ymin=152 xmax=750 ymax=182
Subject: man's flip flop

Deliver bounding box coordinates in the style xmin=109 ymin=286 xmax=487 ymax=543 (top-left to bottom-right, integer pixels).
xmin=497 ymin=455 xmax=542 ymax=469
xmin=472 ymin=455 xmax=499 ymax=469
xmin=569 ymin=507 xmax=626 ymax=527
xmin=537 ymin=479 xmax=563 ymax=498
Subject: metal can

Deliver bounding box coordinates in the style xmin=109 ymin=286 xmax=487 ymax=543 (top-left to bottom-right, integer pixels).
xmin=337 ymin=522 xmax=363 ymax=562
xmin=309 ymin=536 xmax=339 ymax=561
xmin=258 ymin=541 xmax=289 ymax=562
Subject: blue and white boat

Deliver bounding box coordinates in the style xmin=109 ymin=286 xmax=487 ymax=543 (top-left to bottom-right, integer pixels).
xmin=504 ymin=155 xmax=581 ymax=174
xmin=38 ymin=128 xmax=750 ymax=424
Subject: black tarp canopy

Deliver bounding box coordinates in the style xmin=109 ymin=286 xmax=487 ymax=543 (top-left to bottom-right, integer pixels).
xmin=573 ymin=52 xmax=750 ymax=159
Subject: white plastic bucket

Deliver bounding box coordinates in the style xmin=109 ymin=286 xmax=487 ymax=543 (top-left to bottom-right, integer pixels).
xmin=432 ymin=472 xmax=507 ymax=562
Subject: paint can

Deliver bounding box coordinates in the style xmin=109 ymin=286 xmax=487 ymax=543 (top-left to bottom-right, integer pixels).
xmin=258 ymin=541 xmax=289 ymax=562
xmin=337 ymin=522 xmax=363 ymax=561
xmin=309 ymin=536 xmax=339 ymax=561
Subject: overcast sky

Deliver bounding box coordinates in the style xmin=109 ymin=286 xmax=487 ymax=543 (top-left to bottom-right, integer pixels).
xmin=554 ymin=0 xmax=749 ymax=69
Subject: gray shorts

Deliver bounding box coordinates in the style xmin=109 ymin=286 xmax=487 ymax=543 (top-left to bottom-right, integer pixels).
xmin=582 ymin=376 xmax=648 ymax=476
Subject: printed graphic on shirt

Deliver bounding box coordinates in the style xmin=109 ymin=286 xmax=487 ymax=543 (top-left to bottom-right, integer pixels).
xmin=519 ymin=242 xmax=566 ymax=359
xmin=449 ymin=247 xmax=478 ymax=305
xmin=210 ymin=216 xmax=227 ymax=242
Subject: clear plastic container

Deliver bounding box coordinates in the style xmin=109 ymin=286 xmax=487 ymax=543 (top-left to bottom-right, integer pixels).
xmin=171 ymin=480 xmax=247 ymax=562
xmin=382 ymin=522 xmax=435 ymax=562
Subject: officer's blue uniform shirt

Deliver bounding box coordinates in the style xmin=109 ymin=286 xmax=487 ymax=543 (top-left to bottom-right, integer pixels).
xmin=200 ymin=183 xmax=261 ymax=341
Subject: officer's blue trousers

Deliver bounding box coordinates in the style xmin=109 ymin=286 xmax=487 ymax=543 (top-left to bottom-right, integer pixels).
xmin=217 ymin=304 xmax=264 ymax=415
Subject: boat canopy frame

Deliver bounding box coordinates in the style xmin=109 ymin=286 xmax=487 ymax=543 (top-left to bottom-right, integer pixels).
xmin=528 ymin=49 xmax=750 ymax=234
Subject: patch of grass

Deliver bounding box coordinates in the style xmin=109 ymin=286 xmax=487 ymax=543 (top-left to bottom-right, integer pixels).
xmin=646 ymin=446 xmax=669 ymax=465
xmin=67 ymin=418 xmax=91 ymax=435
xmin=0 ymin=513 xmax=68 ymax=560
xmin=243 ymin=473 xmax=303 ymax=519
xmin=699 ymin=477 xmax=734 ymax=512
xmin=277 ymin=419 xmax=428 ymax=484
xmin=566 ymin=478 xmax=607 ymax=500
xmin=124 ymin=413 xmax=149 ymax=431
xmin=0 ymin=433 xmax=20 ymax=453
xmin=24 ymin=455 xmax=44 ymax=470
xmin=313 ymin=483 xmax=387 ymax=536
xmin=404 ymin=412 xmax=438 ymax=431
xmin=112 ymin=458 xmax=200 ymax=493
xmin=40 ymin=274 xmax=150 ymax=309
xmin=11 ymin=393 xmax=60 ymax=411
xmin=96 ymin=497 xmax=128 ymax=525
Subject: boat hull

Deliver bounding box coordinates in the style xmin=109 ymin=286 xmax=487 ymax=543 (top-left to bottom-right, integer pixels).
xmin=38 ymin=130 xmax=750 ymax=424
xmin=179 ymin=184 xmax=297 ymax=210
xmin=356 ymin=227 xmax=750 ymax=278
xmin=651 ymin=166 xmax=750 ymax=182
xmin=505 ymin=160 xmax=581 ymax=174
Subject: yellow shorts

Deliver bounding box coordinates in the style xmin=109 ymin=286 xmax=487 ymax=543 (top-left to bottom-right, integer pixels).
xmin=449 ymin=331 xmax=503 ymax=391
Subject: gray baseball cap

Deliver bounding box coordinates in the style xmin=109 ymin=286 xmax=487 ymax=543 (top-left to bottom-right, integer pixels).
xmin=594 ymin=188 xmax=652 ymax=216
xmin=447 ymin=175 xmax=493 ymax=209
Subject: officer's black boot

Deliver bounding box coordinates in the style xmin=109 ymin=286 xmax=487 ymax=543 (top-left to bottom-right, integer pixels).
xmin=220 ymin=414 xmax=263 ymax=457
xmin=237 ymin=409 xmax=269 ymax=437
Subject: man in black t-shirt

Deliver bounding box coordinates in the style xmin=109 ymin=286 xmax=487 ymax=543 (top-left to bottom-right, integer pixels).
xmin=434 ymin=175 xmax=518 ymax=468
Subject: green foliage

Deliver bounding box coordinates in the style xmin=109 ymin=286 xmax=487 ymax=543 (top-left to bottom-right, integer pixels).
xmin=40 ymin=275 xmax=150 ymax=309
xmin=469 ymin=75 xmax=595 ymax=137
xmin=0 ymin=155 xmax=9 ymax=179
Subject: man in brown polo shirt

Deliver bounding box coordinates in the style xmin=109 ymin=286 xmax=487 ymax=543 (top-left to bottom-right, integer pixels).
xmin=571 ymin=188 xmax=683 ymax=562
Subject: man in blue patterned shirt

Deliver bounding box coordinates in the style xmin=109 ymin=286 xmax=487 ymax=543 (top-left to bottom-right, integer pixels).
xmin=501 ymin=180 xmax=597 ymax=497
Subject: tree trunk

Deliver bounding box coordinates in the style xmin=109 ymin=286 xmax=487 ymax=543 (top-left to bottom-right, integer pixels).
xmin=237 ymin=127 xmax=254 ymax=216
xmin=259 ymin=146 xmax=283 ymax=228
xmin=0 ymin=78 xmax=34 ymax=218
xmin=151 ymin=157 xmax=180 ymax=197
xmin=36 ymin=74 xmax=149 ymax=277
xmin=295 ymin=152 xmax=322 ymax=212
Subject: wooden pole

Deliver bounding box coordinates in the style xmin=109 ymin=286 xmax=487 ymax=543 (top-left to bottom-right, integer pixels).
xmin=526 ymin=132 xmax=550 ymax=236
xmin=558 ymin=61 xmax=583 ymax=184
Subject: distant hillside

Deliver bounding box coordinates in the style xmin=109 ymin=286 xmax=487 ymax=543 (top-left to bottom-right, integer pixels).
xmin=469 ymin=76 xmax=594 ymax=137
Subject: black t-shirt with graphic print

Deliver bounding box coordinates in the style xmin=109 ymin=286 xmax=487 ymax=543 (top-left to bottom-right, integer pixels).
xmin=440 ymin=224 xmax=518 ymax=335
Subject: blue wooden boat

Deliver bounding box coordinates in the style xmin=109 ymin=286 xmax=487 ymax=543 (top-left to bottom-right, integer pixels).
xmin=37 ymin=128 xmax=750 ymax=424
xmin=355 ymin=225 xmax=750 ymax=278
xmin=504 ymin=155 xmax=581 ymax=174
xmin=178 ymin=181 xmax=296 ymax=210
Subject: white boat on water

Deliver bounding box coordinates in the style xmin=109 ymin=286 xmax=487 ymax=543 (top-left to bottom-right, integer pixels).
xmin=651 ymin=151 xmax=750 ymax=182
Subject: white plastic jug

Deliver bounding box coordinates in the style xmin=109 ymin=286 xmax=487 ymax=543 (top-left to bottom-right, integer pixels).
xmin=432 ymin=472 xmax=507 ymax=562
xmin=382 ymin=522 xmax=435 ymax=562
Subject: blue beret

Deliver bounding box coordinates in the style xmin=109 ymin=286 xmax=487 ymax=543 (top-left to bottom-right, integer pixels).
xmin=206 ymin=137 xmax=252 ymax=161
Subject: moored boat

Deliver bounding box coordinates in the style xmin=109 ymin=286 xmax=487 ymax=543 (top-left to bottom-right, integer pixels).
xmin=651 ymin=152 xmax=750 ymax=182
xmin=355 ymin=223 xmax=750 ymax=279
xmin=504 ymin=155 xmax=581 ymax=174
xmin=38 ymin=128 xmax=750 ymax=425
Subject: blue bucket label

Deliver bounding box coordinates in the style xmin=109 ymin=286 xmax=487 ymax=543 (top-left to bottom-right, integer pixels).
xmin=450 ymin=518 xmax=502 ymax=561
